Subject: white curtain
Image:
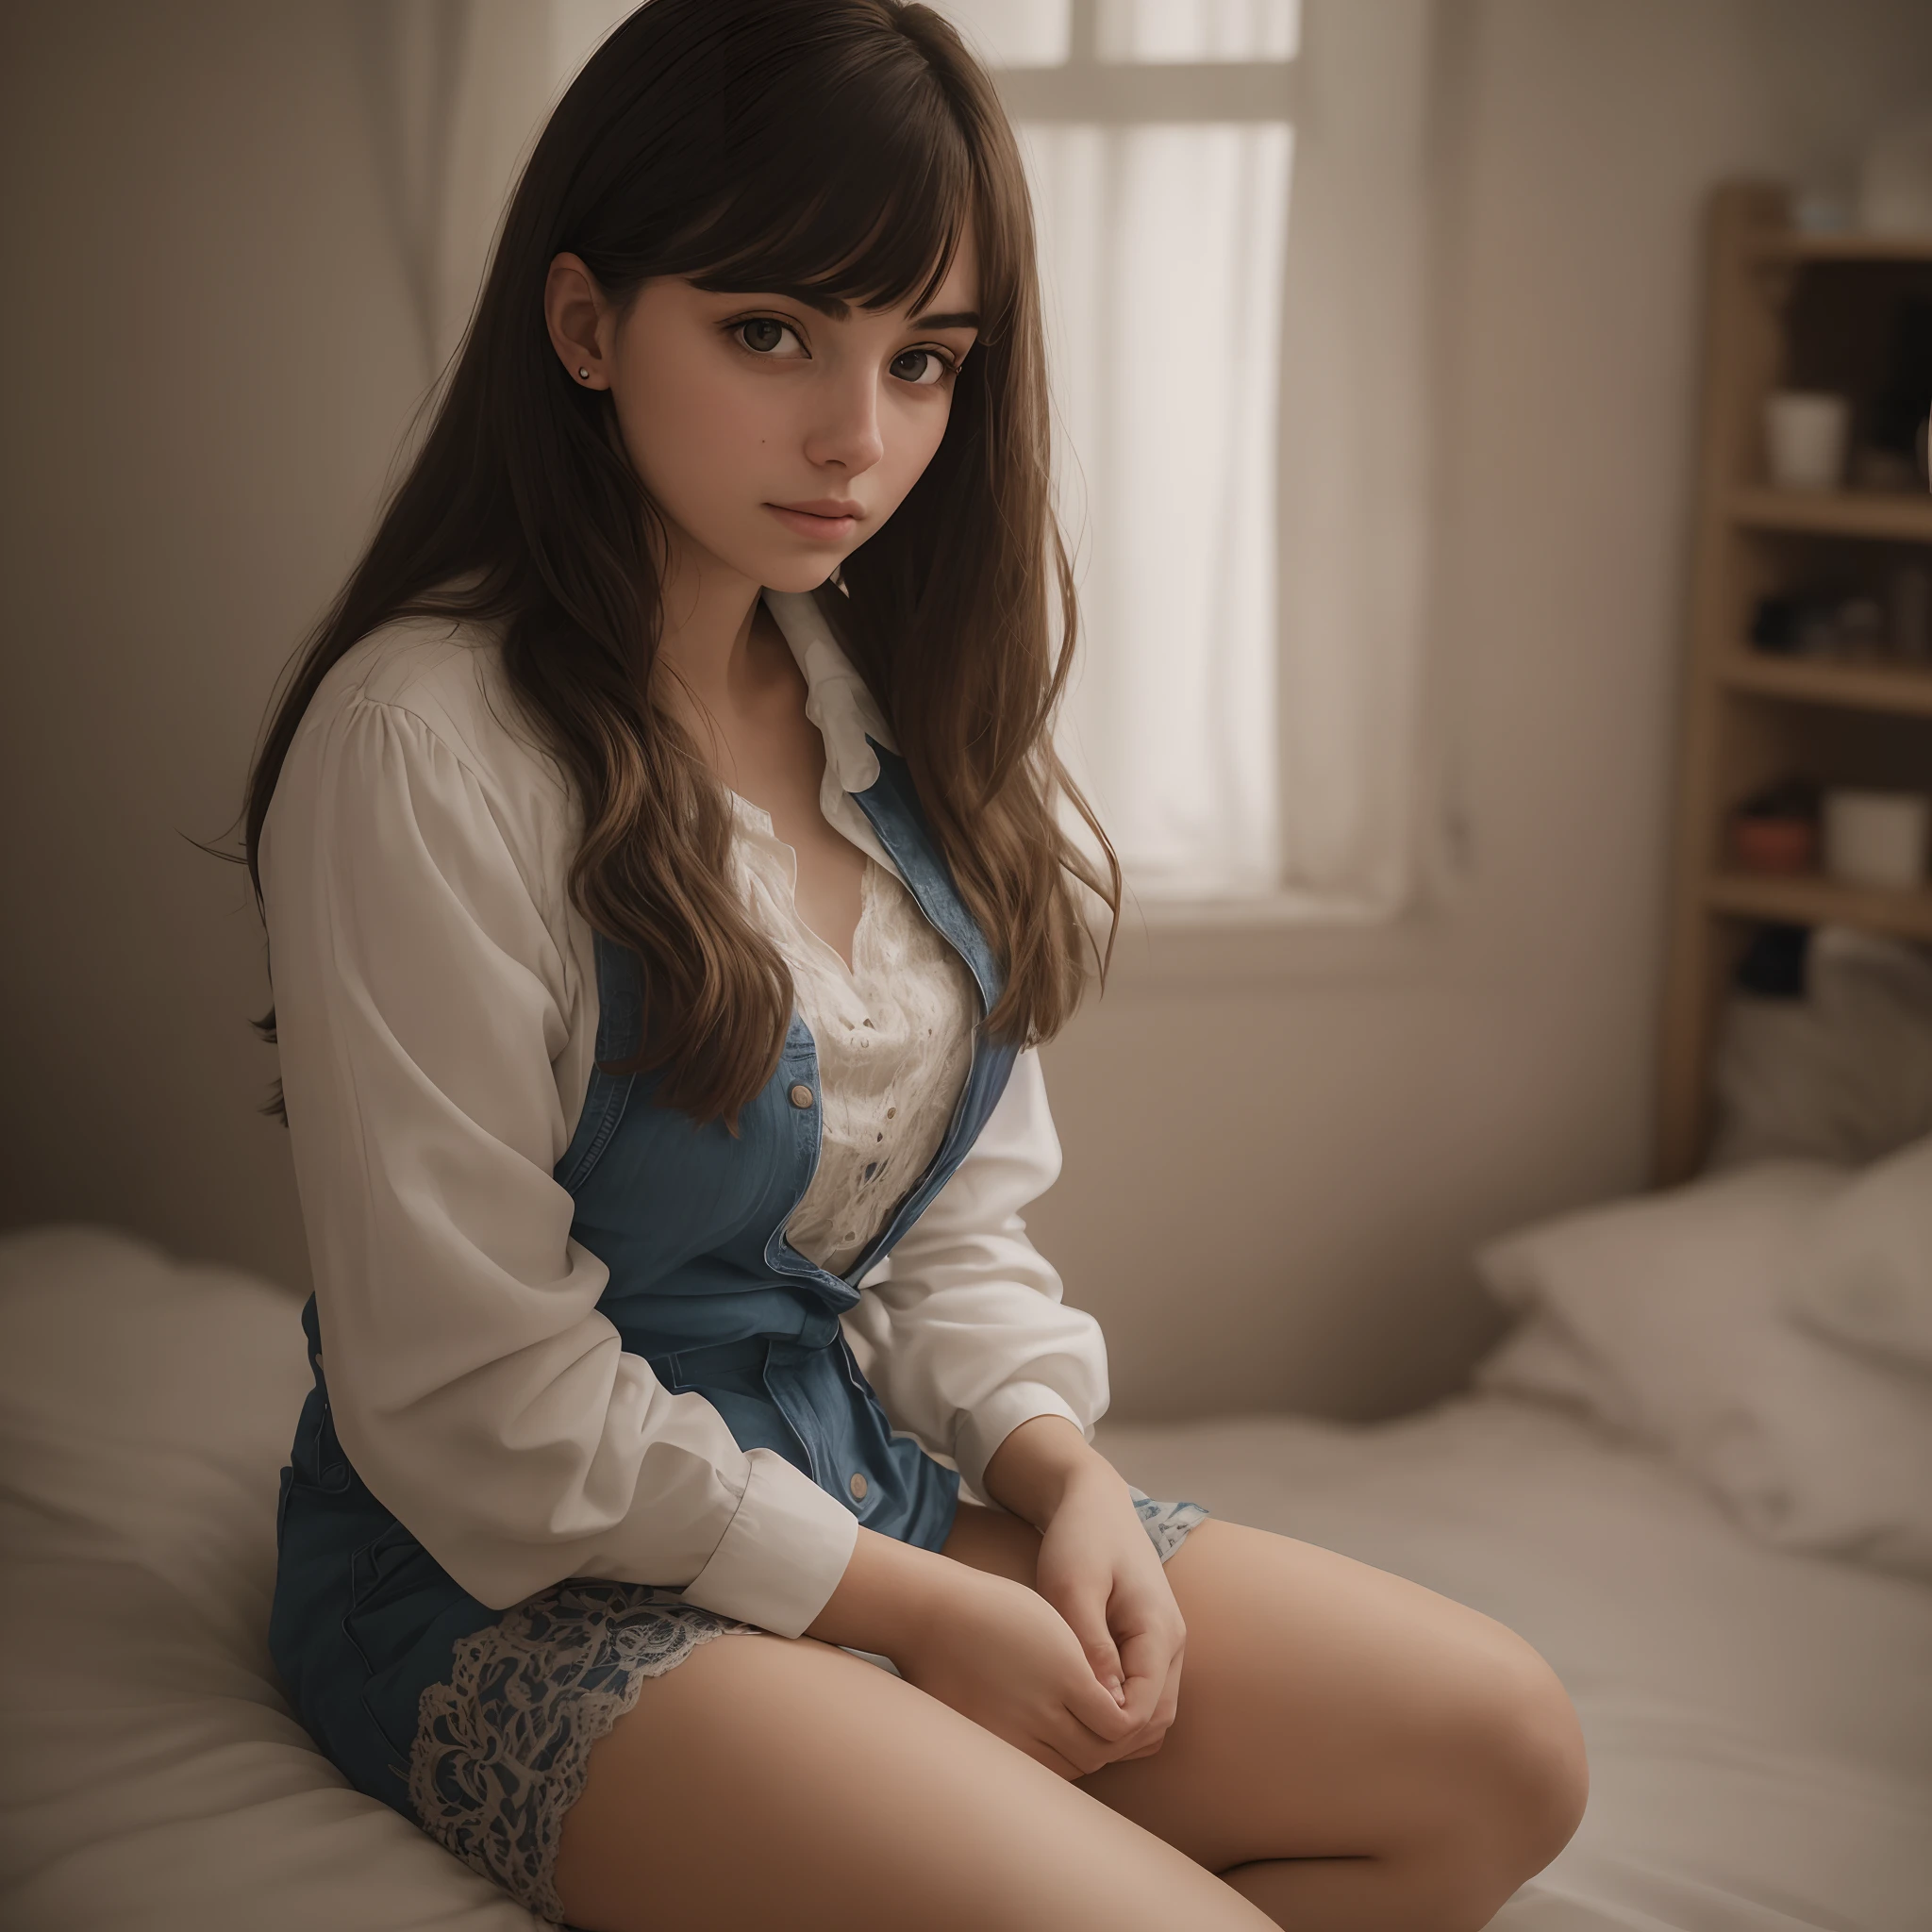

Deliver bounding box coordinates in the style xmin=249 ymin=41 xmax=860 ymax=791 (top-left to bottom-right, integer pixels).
xmin=958 ymin=0 xmax=1436 ymax=911
xmin=1273 ymin=0 xmax=1435 ymax=910
xmin=1026 ymin=122 xmax=1292 ymax=900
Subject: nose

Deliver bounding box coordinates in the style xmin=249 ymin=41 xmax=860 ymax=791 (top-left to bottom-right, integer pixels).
xmin=802 ymin=364 xmax=885 ymax=475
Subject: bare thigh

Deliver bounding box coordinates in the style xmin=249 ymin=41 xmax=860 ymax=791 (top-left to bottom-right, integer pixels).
xmin=945 ymin=1506 xmax=1588 ymax=1908
xmin=552 ymin=1619 xmax=1279 ymax=1932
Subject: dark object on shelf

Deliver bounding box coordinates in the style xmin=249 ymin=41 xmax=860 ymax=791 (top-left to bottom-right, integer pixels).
xmin=1736 ymin=775 xmax=1820 ymax=821
xmin=1749 ymin=589 xmax=1889 ymax=658
xmin=1889 ymin=562 xmax=1931 ymax=662
xmin=1734 ymin=923 xmax=1811 ymax=999
xmin=1869 ymin=298 xmax=1932 ymax=483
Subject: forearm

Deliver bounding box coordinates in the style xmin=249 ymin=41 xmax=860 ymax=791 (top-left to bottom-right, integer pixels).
xmin=803 ymin=1524 xmax=961 ymax=1657
xmin=979 ymin=1413 xmax=1125 ymax=1530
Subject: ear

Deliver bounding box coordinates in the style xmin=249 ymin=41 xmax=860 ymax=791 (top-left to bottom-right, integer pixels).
xmin=544 ymin=252 xmax=612 ymax=391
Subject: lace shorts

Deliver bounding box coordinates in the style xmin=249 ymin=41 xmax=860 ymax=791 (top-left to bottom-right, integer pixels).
xmin=408 ymin=1491 xmax=1210 ymax=1925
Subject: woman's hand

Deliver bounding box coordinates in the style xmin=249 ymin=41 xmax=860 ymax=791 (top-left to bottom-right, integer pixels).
xmin=804 ymin=1525 xmax=1140 ymax=1777
xmin=983 ymin=1418 xmax=1190 ymax=1767
xmin=891 ymin=1562 xmax=1146 ymax=1778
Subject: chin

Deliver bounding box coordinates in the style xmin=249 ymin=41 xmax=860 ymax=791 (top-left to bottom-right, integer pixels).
xmin=755 ymin=552 xmax=851 ymax=594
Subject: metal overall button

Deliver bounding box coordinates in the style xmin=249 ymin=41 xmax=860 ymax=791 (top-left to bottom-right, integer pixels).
xmin=788 ymin=1083 xmax=814 ymax=1108
xmin=849 ymin=1473 xmax=869 ymax=1501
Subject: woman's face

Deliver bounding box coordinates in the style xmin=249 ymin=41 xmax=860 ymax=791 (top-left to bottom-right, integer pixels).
xmin=546 ymin=228 xmax=981 ymax=595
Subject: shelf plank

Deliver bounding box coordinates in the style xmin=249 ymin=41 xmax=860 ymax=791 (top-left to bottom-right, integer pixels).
xmin=1705 ymin=870 xmax=1932 ymax=941
xmin=1719 ymin=653 xmax=1932 ymax=718
xmin=1748 ymin=229 xmax=1932 ymax=266
xmin=1730 ymin=488 xmax=1932 ymax=543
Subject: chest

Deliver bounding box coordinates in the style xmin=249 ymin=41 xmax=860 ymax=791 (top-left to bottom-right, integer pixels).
xmin=556 ymin=744 xmax=1014 ymax=1329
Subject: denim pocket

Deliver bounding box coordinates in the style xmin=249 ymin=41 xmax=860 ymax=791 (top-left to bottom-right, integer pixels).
xmin=343 ymin=1521 xmax=443 ymax=1759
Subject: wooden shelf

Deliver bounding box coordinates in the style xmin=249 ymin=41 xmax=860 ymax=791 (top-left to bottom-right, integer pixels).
xmin=1719 ymin=652 xmax=1932 ymax=717
xmin=1748 ymin=229 xmax=1932 ymax=266
xmin=1705 ymin=870 xmax=1932 ymax=941
xmin=1657 ymin=185 xmax=1932 ymax=1183
xmin=1730 ymin=487 xmax=1932 ymax=543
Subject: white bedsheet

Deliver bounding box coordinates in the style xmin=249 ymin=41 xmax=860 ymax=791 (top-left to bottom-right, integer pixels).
xmin=1097 ymin=1405 xmax=1932 ymax=1932
xmin=3 ymin=1227 xmax=1927 ymax=1931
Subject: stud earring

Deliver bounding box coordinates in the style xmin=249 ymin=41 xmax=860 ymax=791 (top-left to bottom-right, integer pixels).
xmin=577 ymin=367 xmax=591 ymax=381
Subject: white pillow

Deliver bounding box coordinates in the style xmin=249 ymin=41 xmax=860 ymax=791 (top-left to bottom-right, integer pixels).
xmin=0 ymin=1225 xmax=537 ymax=1931
xmin=1474 ymin=1162 xmax=1932 ymax=1579
xmin=1786 ymin=1134 xmax=1932 ymax=1374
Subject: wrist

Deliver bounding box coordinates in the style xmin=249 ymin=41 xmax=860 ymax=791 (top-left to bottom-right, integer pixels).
xmin=980 ymin=1414 xmax=1120 ymax=1531
xmin=803 ymin=1524 xmax=956 ymax=1658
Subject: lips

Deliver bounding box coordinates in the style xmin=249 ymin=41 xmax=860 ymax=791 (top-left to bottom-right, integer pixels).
xmin=765 ymin=500 xmax=863 ymax=541
xmin=775 ymin=498 xmax=863 ymax=519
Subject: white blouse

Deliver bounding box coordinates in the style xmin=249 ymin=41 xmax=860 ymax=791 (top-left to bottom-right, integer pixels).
xmin=734 ymin=796 xmax=980 ymax=1278
xmin=260 ymin=590 xmax=1108 ymax=1641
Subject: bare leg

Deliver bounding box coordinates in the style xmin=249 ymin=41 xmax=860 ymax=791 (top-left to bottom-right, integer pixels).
xmin=552 ymin=1622 xmax=1280 ymax=1932
xmin=943 ymin=1506 xmax=1590 ymax=1932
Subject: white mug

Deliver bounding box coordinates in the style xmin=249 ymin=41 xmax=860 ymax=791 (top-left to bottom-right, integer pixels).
xmin=1822 ymin=789 xmax=1930 ymax=891
xmin=1764 ymin=391 xmax=1851 ymax=492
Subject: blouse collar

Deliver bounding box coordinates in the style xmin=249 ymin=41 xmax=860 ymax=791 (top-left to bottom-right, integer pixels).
xmin=740 ymin=589 xmax=899 ymax=875
xmin=761 ymin=590 xmax=897 ymax=789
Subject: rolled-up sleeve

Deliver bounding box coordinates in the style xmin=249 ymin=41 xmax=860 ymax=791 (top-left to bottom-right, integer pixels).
xmin=264 ymin=690 xmax=856 ymax=1634
xmin=841 ymin=1048 xmax=1110 ymax=1500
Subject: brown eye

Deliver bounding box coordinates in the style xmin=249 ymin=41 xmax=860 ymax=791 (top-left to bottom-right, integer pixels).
xmin=890 ymin=348 xmax=949 ymax=387
xmin=736 ymin=318 xmax=803 ymax=357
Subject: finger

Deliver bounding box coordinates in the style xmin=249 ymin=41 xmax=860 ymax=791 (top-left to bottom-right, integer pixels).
xmin=1058 ymin=1672 xmax=1140 ymax=1746
xmin=1047 ymin=1586 xmax=1127 ymax=1706
xmin=1100 ymin=1647 xmax=1185 ymax=1765
xmin=1052 ymin=1712 xmax=1128 ymax=1779
xmin=1024 ymin=1737 xmax=1088 ymax=1781
xmin=1113 ymin=1623 xmax=1176 ymax=1730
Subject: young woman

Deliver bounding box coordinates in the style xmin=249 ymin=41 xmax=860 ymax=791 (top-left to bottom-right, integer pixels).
xmin=249 ymin=4 xmax=1587 ymax=1926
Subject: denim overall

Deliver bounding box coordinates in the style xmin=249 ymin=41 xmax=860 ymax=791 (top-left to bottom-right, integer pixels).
xmin=269 ymin=742 xmax=1018 ymax=1817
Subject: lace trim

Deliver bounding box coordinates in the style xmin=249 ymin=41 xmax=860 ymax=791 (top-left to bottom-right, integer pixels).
xmin=408 ymin=1581 xmax=749 ymax=1925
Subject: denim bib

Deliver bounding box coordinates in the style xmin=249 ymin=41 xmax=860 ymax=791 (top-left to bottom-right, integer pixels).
xmin=557 ymin=739 xmax=1014 ymax=1541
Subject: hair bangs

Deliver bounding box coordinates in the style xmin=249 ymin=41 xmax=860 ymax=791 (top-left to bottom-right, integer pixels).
xmin=666 ymin=58 xmax=977 ymax=317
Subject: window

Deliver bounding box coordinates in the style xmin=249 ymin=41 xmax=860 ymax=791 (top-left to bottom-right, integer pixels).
xmin=938 ymin=0 xmax=1300 ymax=904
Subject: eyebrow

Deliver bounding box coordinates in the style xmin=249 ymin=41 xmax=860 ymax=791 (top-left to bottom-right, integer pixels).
xmin=910 ymin=309 xmax=981 ymax=331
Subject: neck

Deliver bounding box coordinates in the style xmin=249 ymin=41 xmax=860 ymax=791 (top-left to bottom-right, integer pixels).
xmin=651 ymin=527 xmax=765 ymax=726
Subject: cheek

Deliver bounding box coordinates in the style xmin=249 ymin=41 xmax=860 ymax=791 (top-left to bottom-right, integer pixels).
xmin=613 ymin=343 xmax=785 ymax=515
xmin=876 ymin=393 xmax=954 ymax=508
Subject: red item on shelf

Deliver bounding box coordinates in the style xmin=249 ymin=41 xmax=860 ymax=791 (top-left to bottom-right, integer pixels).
xmin=1730 ymin=815 xmax=1817 ymax=874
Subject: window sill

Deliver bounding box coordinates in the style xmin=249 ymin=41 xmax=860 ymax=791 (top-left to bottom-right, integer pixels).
xmin=1091 ymin=883 xmax=1466 ymax=992
xmin=1128 ymin=888 xmax=1400 ymax=930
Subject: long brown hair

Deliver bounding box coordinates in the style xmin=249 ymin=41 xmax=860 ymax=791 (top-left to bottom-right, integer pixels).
xmin=244 ymin=0 xmax=1117 ymax=1124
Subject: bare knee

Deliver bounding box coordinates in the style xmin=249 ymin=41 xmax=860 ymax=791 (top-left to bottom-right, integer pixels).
xmin=1426 ymin=1642 xmax=1589 ymax=1927
xmin=1495 ymin=1651 xmax=1590 ymax=1868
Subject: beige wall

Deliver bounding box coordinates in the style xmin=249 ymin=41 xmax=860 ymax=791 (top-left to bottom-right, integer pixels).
xmin=4 ymin=2 xmax=1930 ymax=1418
xmin=0 ymin=2 xmax=422 ymax=1291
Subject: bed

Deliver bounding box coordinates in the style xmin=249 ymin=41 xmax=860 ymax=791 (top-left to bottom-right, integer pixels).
xmin=2 ymin=1168 xmax=1928 ymax=1931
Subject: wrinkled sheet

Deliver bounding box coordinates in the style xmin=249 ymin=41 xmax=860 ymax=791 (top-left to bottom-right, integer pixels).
xmin=1098 ymin=1403 xmax=1932 ymax=1932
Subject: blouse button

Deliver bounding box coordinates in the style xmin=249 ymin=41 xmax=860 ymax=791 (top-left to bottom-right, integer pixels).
xmin=849 ymin=1473 xmax=869 ymax=1501
xmin=788 ymin=1083 xmax=814 ymax=1109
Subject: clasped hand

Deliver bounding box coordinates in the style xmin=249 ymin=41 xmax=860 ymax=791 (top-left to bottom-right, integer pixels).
xmin=897 ymin=1465 xmax=1188 ymax=1780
